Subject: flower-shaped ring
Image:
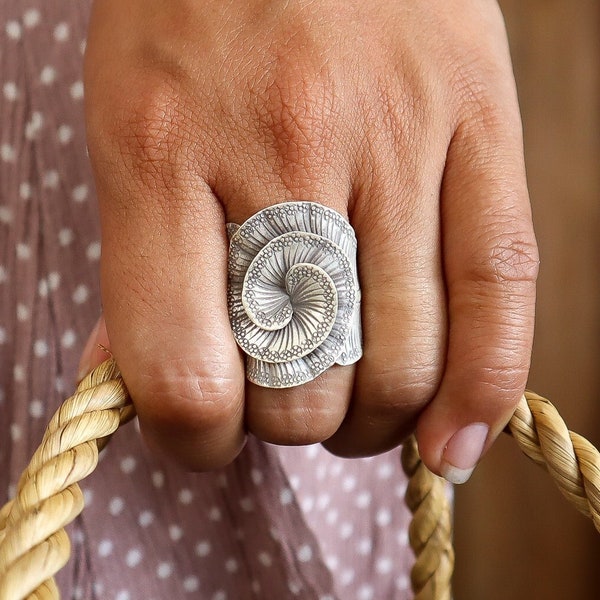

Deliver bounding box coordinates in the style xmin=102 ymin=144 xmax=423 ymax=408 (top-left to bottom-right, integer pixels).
xmin=227 ymin=201 xmax=362 ymax=388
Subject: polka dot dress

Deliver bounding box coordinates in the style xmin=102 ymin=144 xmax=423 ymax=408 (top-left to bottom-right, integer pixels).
xmin=0 ymin=2 xmax=415 ymax=598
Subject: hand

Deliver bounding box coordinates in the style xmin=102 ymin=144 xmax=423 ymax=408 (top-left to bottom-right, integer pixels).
xmin=82 ymin=0 xmax=538 ymax=483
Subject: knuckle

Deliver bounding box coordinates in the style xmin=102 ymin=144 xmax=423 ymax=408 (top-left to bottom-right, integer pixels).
xmin=468 ymin=234 xmax=540 ymax=286
xmin=138 ymin=358 xmax=243 ymax=432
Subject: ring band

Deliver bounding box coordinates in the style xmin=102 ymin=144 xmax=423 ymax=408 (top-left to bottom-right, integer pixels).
xmin=227 ymin=201 xmax=362 ymax=388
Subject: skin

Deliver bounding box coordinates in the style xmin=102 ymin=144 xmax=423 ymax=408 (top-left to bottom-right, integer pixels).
xmin=82 ymin=0 xmax=539 ymax=478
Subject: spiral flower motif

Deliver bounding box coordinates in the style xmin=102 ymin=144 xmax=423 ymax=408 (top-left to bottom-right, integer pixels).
xmin=227 ymin=201 xmax=362 ymax=388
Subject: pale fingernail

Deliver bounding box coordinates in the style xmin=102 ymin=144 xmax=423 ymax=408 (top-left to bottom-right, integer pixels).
xmin=77 ymin=316 xmax=103 ymax=382
xmin=440 ymin=423 xmax=489 ymax=485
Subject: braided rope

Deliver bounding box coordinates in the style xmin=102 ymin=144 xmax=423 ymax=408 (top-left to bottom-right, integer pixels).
xmin=1 ymin=363 xmax=599 ymax=600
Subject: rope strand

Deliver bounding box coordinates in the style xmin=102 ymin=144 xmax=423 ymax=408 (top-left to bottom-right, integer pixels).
xmin=1 ymin=361 xmax=599 ymax=599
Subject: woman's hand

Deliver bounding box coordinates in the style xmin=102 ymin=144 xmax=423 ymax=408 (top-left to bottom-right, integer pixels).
xmin=82 ymin=0 xmax=538 ymax=483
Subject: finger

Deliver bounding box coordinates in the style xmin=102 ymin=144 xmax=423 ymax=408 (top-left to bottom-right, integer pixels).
xmin=86 ymin=82 xmax=246 ymax=470
xmin=213 ymin=60 xmax=358 ymax=444
xmin=416 ymin=106 xmax=539 ymax=484
xmin=324 ymin=126 xmax=448 ymax=457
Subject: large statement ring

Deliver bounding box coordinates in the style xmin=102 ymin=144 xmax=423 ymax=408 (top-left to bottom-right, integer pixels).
xmin=227 ymin=201 xmax=362 ymax=388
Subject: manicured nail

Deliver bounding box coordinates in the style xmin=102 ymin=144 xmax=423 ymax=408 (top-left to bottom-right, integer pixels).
xmin=440 ymin=423 xmax=489 ymax=485
xmin=77 ymin=316 xmax=103 ymax=382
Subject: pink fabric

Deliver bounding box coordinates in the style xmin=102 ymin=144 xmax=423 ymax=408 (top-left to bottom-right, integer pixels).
xmin=0 ymin=2 xmax=414 ymax=597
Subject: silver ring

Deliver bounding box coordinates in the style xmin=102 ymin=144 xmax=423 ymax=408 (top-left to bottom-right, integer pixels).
xmin=227 ymin=201 xmax=362 ymax=388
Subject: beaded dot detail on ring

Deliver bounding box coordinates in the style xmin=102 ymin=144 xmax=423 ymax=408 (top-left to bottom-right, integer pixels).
xmin=227 ymin=201 xmax=362 ymax=388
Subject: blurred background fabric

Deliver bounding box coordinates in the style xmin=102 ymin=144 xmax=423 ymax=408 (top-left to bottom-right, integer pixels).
xmin=454 ymin=1 xmax=600 ymax=598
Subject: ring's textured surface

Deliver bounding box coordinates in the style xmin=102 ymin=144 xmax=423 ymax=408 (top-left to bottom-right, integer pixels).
xmin=227 ymin=201 xmax=362 ymax=388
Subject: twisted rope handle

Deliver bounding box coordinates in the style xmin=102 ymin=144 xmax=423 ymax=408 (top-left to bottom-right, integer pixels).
xmin=1 ymin=361 xmax=599 ymax=600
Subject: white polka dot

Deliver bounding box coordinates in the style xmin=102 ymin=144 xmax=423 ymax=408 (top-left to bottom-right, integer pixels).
xmin=342 ymin=476 xmax=356 ymax=492
xmin=151 ymin=470 xmax=164 ymax=488
xmin=316 ymin=493 xmax=330 ymax=510
xmin=86 ymin=241 xmax=101 ymax=261
xmin=340 ymin=568 xmax=355 ymax=586
xmin=297 ymin=544 xmax=313 ymax=563
xmin=325 ymin=508 xmax=338 ymax=525
xmin=138 ymin=510 xmax=154 ymax=527
xmin=300 ymin=496 xmax=314 ymax=512
xmin=57 ymin=124 xmax=73 ymax=144
xmin=288 ymin=581 xmax=301 ymax=595
xmin=47 ymin=272 xmax=60 ymax=292
xmin=109 ymin=496 xmax=125 ymax=516
xmin=376 ymin=508 xmax=392 ymax=527
xmin=225 ymin=558 xmax=238 ymax=573
xmin=29 ymin=399 xmax=44 ymax=419
xmin=0 ymin=206 xmax=13 ymax=224
xmin=19 ymin=182 xmax=31 ymax=200
xmin=73 ymin=586 xmax=84 ymax=600
xmin=10 ymin=423 xmax=22 ymax=442
xmin=5 ymin=21 xmax=22 ymax=40
xmin=115 ymin=591 xmax=130 ymax=600
xmin=53 ymin=22 xmax=70 ymax=42
xmin=55 ymin=375 xmax=65 ymax=393
xmin=16 ymin=303 xmax=29 ymax=321
xmin=355 ymin=491 xmax=372 ymax=509
xmin=13 ymin=365 xmax=25 ymax=382
xmin=169 ymin=525 xmax=183 ymax=542
xmin=357 ymin=538 xmax=372 ymax=555
xmin=394 ymin=481 xmax=408 ymax=498
xmin=34 ymin=339 xmax=49 ymax=357
xmin=38 ymin=278 xmax=48 ymax=297
xmin=83 ymin=488 xmax=94 ymax=505
xmin=79 ymin=39 xmax=87 ymax=54
xmin=72 ymin=183 xmax=88 ymax=202
xmin=16 ymin=243 xmax=31 ymax=260
xmin=195 ymin=540 xmax=211 ymax=557
xmin=339 ymin=522 xmax=353 ymax=539
xmin=208 ymin=506 xmax=221 ymax=521
xmin=376 ymin=556 xmax=393 ymax=575
xmin=395 ymin=574 xmax=410 ymax=591
xmin=320 ymin=596 xmax=335 ymax=600
xmin=23 ymin=9 xmax=41 ymax=28
xmin=42 ymin=170 xmax=59 ymax=189
xmin=1 ymin=144 xmax=16 ymax=163
xmin=125 ymin=548 xmax=143 ymax=568
xmin=250 ymin=468 xmax=264 ymax=485
xmin=178 ymin=488 xmax=193 ymax=505
xmin=279 ymin=487 xmax=293 ymax=505
xmin=61 ymin=329 xmax=76 ymax=349
xmin=120 ymin=456 xmax=136 ymax=474
xmin=212 ymin=591 xmax=226 ymax=600
xmin=58 ymin=228 xmax=74 ymax=246
xmin=183 ymin=576 xmax=199 ymax=592
xmin=93 ymin=582 xmax=104 ymax=596
xmin=305 ymin=444 xmax=319 ymax=459
xmin=0 ymin=327 xmax=6 ymax=344
xmin=98 ymin=539 xmax=113 ymax=557
xmin=25 ymin=111 xmax=43 ymax=140
xmin=377 ymin=461 xmax=394 ymax=479
xmin=70 ymin=81 xmax=84 ymax=100
xmin=73 ymin=284 xmax=90 ymax=304
xmin=2 ymin=82 xmax=18 ymax=101
xmin=251 ymin=581 xmax=261 ymax=594
xmin=240 ymin=497 xmax=254 ymax=512
xmin=289 ymin=475 xmax=301 ymax=490
xmin=396 ymin=529 xmax=409 ymax=546
xmin=156 ymin=562 xmax=173 ymax=579
xmin=329 ymin=462 xmax=343 ymax=477
xmin=258 ymin=552 xmax=272 ymax=567
xmin=40 ymin=65 xmax=57 ymax=85
xmin=357 ymin=584 xmax=374 ymax=600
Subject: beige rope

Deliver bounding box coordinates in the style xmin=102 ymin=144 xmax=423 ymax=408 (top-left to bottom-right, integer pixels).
xmin=1 ymin=361 xmax=599 ymax=600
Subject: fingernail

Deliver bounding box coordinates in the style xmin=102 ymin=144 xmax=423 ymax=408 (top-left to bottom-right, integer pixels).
xmin=77 ymin=316 xmax=103 ymax=382
xmin=440 ymin=423 xmax=489 ymax=485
